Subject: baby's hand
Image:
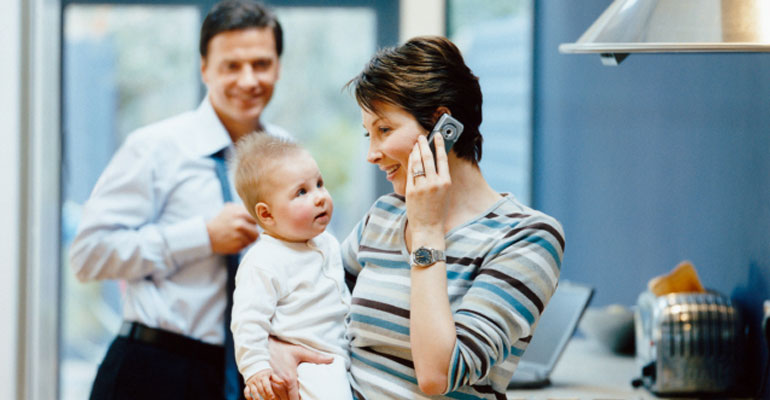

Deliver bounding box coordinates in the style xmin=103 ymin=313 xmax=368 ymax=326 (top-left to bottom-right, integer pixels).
xmin=245 ymin=369 xmax=277 ymax=400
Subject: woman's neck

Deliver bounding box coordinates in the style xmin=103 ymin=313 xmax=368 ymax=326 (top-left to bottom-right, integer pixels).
xmin=443 ymin=155 xmax=502 ymax=231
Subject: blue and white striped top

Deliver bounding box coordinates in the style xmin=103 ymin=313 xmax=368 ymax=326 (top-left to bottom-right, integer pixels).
xmin=341 ymin=193 xmax=564 ymax=399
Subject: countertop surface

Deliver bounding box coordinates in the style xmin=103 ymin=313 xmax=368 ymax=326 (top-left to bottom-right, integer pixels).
xmin=505 ymin=337 xmax=754 ymax=400
xmin=506 ymin=337 xmax=651 ymax=400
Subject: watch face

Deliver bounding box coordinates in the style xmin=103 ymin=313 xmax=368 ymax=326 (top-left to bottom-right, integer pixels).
xmin=414 ymin=248 xmax=432 ymax=265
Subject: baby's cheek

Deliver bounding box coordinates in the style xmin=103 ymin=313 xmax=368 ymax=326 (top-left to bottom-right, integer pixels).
xmin=291 ymin=207 xmax=315 ymax=227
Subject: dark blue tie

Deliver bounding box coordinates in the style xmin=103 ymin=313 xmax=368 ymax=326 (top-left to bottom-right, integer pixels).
xmin=211 ymin=149 xmax=245 ymax=400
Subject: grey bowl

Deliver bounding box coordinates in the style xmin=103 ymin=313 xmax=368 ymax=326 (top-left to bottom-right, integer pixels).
xmin=578 ymin=304 xmax=635 ymax=355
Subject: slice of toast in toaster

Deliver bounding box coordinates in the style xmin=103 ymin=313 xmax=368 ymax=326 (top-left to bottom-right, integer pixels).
xmin=647 ymin=261 xmax=706 ymax=296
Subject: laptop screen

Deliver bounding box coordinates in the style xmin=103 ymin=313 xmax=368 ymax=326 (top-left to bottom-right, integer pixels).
xmin=518 ymin=281 xmax=593 ymax=369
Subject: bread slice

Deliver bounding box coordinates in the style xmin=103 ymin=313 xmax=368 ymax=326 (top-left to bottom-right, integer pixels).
xmin=647 ymin=261 xmax=706 ymax=296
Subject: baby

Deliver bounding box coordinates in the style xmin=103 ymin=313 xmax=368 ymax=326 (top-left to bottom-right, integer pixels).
xmin=231 ymin=133 xmax=352 ymax=400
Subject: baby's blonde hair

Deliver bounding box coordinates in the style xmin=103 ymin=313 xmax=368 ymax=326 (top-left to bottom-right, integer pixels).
xmin=233 ymin=133 xmax=303 ymax=220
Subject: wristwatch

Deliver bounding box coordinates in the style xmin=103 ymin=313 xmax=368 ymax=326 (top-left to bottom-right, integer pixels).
xmin=410 ymin=246 xmax=445 ymax=268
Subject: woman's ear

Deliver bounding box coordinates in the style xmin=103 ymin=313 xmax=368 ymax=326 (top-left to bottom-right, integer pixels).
xmin=431 ymin=106 xmax=452 ymax=125
xmin=255 ymin=202 xmax=273 ymax=226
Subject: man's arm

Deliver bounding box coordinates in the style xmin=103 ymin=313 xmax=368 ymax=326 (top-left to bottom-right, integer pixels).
xmin=69 ymin=135 xmax=257 ymax=282
xmin=69 ymin=136 xmax=199 ymax=281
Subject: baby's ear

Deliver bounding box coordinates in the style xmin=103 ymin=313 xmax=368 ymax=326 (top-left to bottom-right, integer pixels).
xmin=255 ymin=203 xmax=273 ymax=226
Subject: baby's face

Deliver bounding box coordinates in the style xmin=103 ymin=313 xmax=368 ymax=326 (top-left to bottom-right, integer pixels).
xmin=262 ymin=151 xmax=333 ymax=242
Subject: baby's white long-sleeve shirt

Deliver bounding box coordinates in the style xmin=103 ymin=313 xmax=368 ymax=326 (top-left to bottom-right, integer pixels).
xmin=231 ymin=231 xmax=351 ymax=381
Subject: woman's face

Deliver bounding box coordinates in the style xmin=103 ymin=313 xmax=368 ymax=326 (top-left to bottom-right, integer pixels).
xmin=362 ymin=102 xmax=427 ymax=196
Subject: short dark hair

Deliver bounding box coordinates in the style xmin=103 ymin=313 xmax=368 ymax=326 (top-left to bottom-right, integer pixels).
xmin=347 ymin=36 xmax=483 ymax=164
xmin=200 ymin=0 xmax=283 ymax=58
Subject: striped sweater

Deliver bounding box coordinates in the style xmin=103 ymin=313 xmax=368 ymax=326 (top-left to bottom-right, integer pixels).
xmin=341 ymin=193 xmax=564 ymax=399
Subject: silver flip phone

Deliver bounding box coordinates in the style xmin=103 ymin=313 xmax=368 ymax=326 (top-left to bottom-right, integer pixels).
xmin=427 ymin=113 xmax=464 ymax=155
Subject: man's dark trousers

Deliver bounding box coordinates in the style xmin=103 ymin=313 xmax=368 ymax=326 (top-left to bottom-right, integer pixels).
xmin=89 ymin=332 xmax=225 ymax=400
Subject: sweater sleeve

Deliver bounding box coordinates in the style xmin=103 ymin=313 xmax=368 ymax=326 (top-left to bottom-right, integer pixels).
xmin=443 ymin=215 xmax=564 ymax=392
xmin=231 ymin=254 xmax=283 ymax=381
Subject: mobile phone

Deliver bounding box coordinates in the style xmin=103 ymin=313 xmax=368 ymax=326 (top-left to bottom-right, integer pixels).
xmin=427 ymin=113 xmax=464 ymax=155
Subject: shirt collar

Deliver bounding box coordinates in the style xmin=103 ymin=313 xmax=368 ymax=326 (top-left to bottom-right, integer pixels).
xmin=191 ymin=94 xmax=236 ymax=157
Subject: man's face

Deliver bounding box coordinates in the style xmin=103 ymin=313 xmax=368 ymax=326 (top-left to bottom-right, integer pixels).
xmin=201 ymin=27 xmax=280 ymax=132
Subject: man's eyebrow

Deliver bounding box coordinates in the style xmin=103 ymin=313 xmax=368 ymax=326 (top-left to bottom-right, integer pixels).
xmin=221 ymin=55 xmax=274 ymax=63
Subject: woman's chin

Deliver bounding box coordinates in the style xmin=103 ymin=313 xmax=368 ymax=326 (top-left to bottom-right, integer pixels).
xmin=392 ymin=180 xmax=406 ymax=196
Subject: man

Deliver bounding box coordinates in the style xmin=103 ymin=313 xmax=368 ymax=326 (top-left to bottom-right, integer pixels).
xmin=69 ymin=1 xmax=323 ymax=399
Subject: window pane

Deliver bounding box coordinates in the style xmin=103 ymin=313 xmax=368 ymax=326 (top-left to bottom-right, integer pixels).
xmin=60 ymin=5 xmax=200 ymax=400
xmin=448 ymin=0 xmax=533 ymax=204
xmin=266 ymin=7 xmax=377 ymax=237
xmin=60 ymin=4 xmax=380 ymax=400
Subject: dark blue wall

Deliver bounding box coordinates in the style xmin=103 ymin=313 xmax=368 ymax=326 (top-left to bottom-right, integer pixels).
xmin=533 ymin=1 xmax=770 ymax=394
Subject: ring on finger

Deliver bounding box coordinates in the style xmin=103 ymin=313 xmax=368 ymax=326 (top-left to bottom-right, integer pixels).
xmin=413 ymin=169 xmax=426 ymax=178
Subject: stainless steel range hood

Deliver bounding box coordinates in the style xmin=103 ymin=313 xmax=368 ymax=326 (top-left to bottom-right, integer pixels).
xmin=559 ymin=0 xmax=770 ymax=65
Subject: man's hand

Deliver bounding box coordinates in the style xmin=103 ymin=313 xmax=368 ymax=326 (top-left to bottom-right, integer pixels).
xmin=206 ymin=203 xmax=259 ymax=254
xmin=267 ymin=337 xmax=334 ymax=400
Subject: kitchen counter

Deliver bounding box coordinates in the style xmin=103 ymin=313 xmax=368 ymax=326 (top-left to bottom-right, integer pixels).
xmin=505 ymin=337 xmax=753 ymax=400
xmin=506 ymin=337 xmax=651 ymax=400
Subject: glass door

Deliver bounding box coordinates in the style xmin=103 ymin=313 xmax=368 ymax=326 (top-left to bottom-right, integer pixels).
xmin=61 ymin=5 xmax=202 ymax=399
xmin=59 ymin=1 xmax=396 ymax=399
xmin=447 ymin=0 xmax=534 ymax=204
xmin=264 ymin=5 xmax=378 ymax=237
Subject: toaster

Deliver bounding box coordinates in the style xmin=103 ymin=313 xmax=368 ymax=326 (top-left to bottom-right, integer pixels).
xmin=634 ymin=290 xmax=744 ymax=395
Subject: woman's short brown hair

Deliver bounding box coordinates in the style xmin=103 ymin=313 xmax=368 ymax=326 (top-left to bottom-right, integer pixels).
xmin=348 ymin=36 xmax=483 ymax=163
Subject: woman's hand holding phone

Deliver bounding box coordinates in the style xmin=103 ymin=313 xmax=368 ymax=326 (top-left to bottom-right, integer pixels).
xmin=406 ymin=133 xmax=451 ymax=244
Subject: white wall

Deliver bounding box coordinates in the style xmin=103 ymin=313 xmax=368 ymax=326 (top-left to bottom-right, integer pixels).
xmin=0 ymin=0 xmax=21 ymax=397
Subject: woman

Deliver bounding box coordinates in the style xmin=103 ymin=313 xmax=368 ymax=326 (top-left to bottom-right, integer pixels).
xmin=266 ymin=35 xmax=564 ymax=400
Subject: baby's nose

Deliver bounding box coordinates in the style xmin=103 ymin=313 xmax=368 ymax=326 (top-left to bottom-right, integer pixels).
xmin=314 ymin=191 xmax=326 ymax=205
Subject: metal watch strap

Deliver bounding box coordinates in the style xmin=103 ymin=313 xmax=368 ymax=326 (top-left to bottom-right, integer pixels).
xmin=410 ymin=246 xmax=445 ymax=267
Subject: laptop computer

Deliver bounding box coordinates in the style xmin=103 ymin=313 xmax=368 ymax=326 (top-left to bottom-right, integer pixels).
xmin=508 ymin=281 xmax=594 ymax=389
